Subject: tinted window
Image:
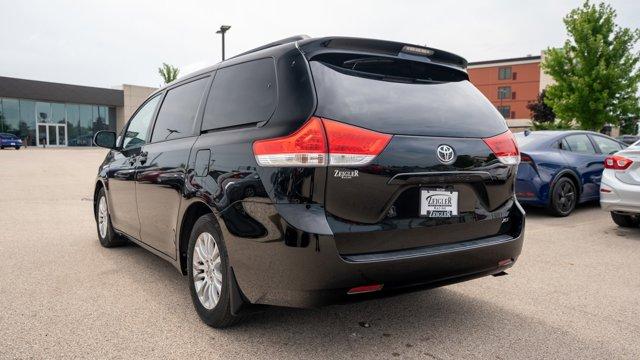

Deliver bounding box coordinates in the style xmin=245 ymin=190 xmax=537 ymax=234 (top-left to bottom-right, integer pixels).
xmin=202 ymin=58 xmax=276 ymax=130
xmin=123 ymin=95 xmax=161 ymax=150
xmin=591 ymin=135 xmax=623 ymax=155
xmin=310 ymin=61 xmax=508 ymax=138
xmin=151 ymin=77 xmax=208 ymax=142
xmin=563 ymin=135 xmax=596 ymax=154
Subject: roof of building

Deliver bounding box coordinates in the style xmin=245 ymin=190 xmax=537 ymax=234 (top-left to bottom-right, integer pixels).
xmin=0 ymin=76 xmax=124 ymax=107
xmin=468 ymin=55 xmax=541 ymax=67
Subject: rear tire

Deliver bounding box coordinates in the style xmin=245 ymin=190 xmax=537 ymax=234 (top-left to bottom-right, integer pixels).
xmin=14 ymin=146 xmax=20 ymax=150
xmin=95 ymin=187 xmax=127 ymax=247
xmin=548 ymin=177 xmax=577 ymax=217
xmin=610 ymin=212 xmax=639 ymax=228
xmin=187 ymin=214 xmax=240 ymax=328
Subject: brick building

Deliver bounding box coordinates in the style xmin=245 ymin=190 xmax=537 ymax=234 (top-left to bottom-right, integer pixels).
xmin=468 ymin=55 xmax=551 ymax=129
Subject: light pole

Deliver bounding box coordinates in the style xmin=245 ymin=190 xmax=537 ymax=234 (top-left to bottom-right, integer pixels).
xmin=216 ymin=25 xmax=231 ymax=61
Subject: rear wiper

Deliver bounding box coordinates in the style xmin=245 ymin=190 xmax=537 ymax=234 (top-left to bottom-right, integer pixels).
xmin=343 ymin=57 xmax=394 ymax=70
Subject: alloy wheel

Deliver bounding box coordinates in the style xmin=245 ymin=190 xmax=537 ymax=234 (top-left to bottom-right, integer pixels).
xmin=192 ymin=232 xmax=223 ymax=310
xmin=555 ymin=181 xmax=575 ymax=214
xmin=97 ymin=196 xmax=108 ymax=238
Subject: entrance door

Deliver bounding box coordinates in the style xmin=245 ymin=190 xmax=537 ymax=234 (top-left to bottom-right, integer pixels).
xmin=36 ymin=123 xmax=67 ymax=146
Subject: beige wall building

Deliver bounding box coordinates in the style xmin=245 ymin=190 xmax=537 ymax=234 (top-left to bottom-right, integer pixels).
xmin=115 ymin=84 xmax=158 ymax=133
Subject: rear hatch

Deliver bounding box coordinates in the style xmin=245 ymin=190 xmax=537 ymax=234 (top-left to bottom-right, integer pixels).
xmin=308 ymin=54 xmax=521 ymax=255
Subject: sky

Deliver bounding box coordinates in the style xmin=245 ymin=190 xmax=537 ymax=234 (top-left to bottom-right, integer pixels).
xmin=0 ymin=0 xmax=639 ymax=89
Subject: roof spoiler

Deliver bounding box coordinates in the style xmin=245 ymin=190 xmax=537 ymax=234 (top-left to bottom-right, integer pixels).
xmin=297 ymin=37 xmax=468 ymax=69
xmin=231 ymin=35 xmax=310 ymax=59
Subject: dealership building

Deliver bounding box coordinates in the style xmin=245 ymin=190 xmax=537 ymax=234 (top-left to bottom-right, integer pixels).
xmin=0 ymin=76 xmax=155 ymax=147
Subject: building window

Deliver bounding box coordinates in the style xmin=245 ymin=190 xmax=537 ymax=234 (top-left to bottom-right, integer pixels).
xmin=499 ymin=67 xmax=512 ymax=80
xmin=498 ymin=86 xmax=512 ymax=99
xmin=497 ymin=106 xmax=511 ymax=119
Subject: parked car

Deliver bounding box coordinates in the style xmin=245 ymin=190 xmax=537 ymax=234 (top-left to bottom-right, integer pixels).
xmin=617 ymin=134 xmax=639 ymax=145
xmin=600 ymin=141 xmax=640 ymax=227
xmin=0 ymin=133 xmax=23 ymax=149
xmin=515 ymin=130 xmax=627 ymax=216
xmin=92 ymin=36 xmax=525 ymax=327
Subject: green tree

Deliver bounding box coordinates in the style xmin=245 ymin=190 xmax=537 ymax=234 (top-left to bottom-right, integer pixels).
xmin=158 ymin=63 xmax=180 ymax=84
xmin=542 ymin=1 xmax=640 ymax=131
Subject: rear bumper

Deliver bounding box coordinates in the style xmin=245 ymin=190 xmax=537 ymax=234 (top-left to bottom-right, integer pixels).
xmin=600 ymin=171 xmax=640 ymax=213
xmin=224 ymin=202 xmax=525 ymax=309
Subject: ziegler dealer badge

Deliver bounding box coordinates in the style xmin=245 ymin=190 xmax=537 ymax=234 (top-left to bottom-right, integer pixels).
xmin=420 ymin=189 xmax=459 ymax=218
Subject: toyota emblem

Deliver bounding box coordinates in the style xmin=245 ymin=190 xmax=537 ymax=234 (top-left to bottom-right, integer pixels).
xmin=436 ymin=145 xmax=456 ymax=164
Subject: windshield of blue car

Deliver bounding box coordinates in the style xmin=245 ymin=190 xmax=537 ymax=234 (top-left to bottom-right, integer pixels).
xmin=0 ymin=133 xmax=18 ymax=139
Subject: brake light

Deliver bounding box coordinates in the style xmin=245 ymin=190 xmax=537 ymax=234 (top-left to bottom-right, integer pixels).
xmin=604 ymin=155 xmax=632 ymax=170
xmin=483 ymin=131 xmax=520 ymax=165
xmin=253 ymin=117 xmax=391 ymax=167
xmin=252 ymin=117 xmax=328 ymax=167
xmin=323 ymin=119 xmax=392 ymax=166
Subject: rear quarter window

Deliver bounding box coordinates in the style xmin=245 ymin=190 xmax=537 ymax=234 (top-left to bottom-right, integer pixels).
xmin=202 ymin=58 xmax=277 ymax=131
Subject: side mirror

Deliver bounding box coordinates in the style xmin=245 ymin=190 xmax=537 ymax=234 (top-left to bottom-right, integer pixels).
xmin=93 ymin=131 xmax=117 ymax=149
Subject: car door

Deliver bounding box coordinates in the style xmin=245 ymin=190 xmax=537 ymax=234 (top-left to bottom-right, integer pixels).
xmin=589 ymin=134 xmax=626 ymax=187
xmin=559 ymin=134 xmax=602 ymax=200
xmin=135 ymin=75 xmax=211 ymax=257
xmin=107 ymin=94 xmax=162 ymax=239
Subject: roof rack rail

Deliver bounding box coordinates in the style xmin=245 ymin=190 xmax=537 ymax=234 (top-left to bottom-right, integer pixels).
xmin=230 ymin=35 xmax=310 ymax=59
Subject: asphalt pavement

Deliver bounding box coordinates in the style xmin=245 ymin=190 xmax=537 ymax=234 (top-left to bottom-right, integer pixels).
xmin=0 ymin=148 xmax=639 ymax=359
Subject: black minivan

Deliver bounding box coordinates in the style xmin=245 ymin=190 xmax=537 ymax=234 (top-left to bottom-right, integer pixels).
xmin=93 ymin=36 xmax=525 ymax=327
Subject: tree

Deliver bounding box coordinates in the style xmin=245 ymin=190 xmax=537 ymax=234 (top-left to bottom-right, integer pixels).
xmin=527 ymin=89 xmax=556 ymax=123
xmin=542 ymin=1 xmax=640 ymax=131
xmin=158 ymin=63 xmax=180 ymax=84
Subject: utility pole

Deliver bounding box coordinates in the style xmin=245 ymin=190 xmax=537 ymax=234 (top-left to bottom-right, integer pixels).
xmin=216 ymin=25 xmax=231 ymax=61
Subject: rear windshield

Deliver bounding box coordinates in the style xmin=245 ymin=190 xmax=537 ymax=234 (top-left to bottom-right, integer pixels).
xmin=310 ymin=60 xmax=508 ymax=138
xmin=514 ymin=132 xmax=554 ymax=148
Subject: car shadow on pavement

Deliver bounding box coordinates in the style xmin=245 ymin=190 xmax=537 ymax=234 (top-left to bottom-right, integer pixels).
xmin=103 ymin=241 xmax=623 ymax=359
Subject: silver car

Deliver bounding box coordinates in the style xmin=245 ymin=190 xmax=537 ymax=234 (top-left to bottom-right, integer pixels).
xmin=600 ymin=140 xmax=640 ymax=227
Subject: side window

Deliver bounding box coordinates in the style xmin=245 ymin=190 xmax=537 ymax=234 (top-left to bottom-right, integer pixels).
xmin=202 ymin=58 xmax=276 ymax=131
xmin=563 ymin=135 xmax=596 ymax=154
xmin=151 ymin=77 xmax=209 ymax=143
xmin=591 ymin=135 xmax=623 ymax=155
xmin=122 ymin=95 xmax=161 ymax=150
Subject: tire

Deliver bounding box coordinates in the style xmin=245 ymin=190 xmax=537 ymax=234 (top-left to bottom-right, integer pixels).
xmin=0 ymin=146 xmax=4 ymax=150
xmin=95 ymin=187 xmax=127 ymax=247
xmin=548 ymin=177 xmax=577 ymax=217
xmin=187 ymin=214 xmax=239 ymax=328
xmin=610 ymin=212 xmax=639 ymax=228
xmin=14 ymin=146 xmax=20 ymax=150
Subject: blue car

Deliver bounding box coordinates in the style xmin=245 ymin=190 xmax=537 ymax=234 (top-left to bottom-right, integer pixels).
xmin=515 ymin=130 xmax=627 ymax=216
xmin=0 ymin=133 xmax=23 ymax=150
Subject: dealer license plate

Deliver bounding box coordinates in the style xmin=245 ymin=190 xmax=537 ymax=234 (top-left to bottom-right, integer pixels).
xmin=420 ymin=189 xmax=458 ymax=218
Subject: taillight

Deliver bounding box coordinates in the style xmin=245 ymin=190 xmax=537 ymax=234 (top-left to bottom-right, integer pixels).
xmin=252 ymin=117 xmax=328 ymax=167
xmin=253 ymin=117 xmax=391 ymax=167
xmin=323 ymin=119 xmax=392 ymax=166
xmin=604 ymin=155 xmax=632 ymax=170
xmin=483 ymin=131 xmax=520 ymax=165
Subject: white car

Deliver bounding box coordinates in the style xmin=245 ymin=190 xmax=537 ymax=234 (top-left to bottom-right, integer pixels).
xmin=600 ymin=140 xmax=640 ymax=227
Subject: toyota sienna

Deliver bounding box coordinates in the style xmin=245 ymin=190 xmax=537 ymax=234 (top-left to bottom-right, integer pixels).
xmin=92 ymin=36 xmax=525 ymax=327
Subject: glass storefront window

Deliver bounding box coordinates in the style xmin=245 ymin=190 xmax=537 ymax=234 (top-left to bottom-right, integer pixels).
xmin=35 ymin=102 xmax=51 ymax=124
xmin=52 ymin=103 xmax=65 ymax=124
xmin=1 ymin=98 xmax=115 ymax=147
xmin=66 ymin=104 xmax=80 ymax=146
xmin=1 ymin=98 xmax=21 ymax=137
xmin=19 ymin=100 xmax=36 ymax=146
xmin=79 ymin=105 xmax=93 ymax=146
xmin=92 ymin=105 xmax=109 ymax=133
